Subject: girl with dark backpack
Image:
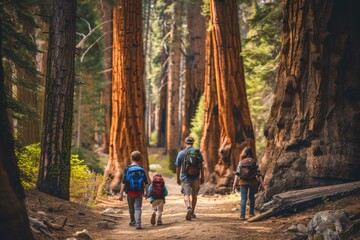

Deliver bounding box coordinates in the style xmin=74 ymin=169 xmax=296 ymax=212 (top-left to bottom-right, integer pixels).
xmin=148 ymin=173 xmax=168 ymax=226
xmin=232 ymin=146 xmax=265 ymax=220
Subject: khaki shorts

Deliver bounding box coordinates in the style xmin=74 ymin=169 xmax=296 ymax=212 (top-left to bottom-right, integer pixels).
xmin=181 ymin=178 xmax=200 ymax=197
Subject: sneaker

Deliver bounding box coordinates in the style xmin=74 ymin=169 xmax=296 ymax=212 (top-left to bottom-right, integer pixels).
xmin=249 ymin=213 xmax=255 ymax=218
xmin=129 ymin=221 xmax=136 ymax=226
xmin=135 ymin=224 xmax=142 ymax=229
xmin=157 ymin=219 xmax=162 ymax=225
xmin=191 ymin=212 xmax=196 ymax=219
xmin=151 ymin=213 xmax=156 ymax=225
xmin=186 ymin=207 xmax=192 ymax=221
xmin=238 ymin=216 xmax=246 ymax=220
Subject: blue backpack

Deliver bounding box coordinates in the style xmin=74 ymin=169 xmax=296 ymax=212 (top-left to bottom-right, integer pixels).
xmin=125 ymin=165 xmax=145 ymax=192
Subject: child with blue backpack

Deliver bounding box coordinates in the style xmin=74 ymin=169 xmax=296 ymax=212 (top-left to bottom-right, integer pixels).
xmin=119 ymin=151 xmax=148 ymax=229
xmin=148 ymin=173 xmax=168 ymax=226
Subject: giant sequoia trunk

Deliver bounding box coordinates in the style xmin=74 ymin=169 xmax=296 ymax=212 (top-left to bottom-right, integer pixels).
xmin=37 ymin=0 xmax=77 ymax=200
xmin=210 ymin=0 xmax=255 ymax=185
xmin=166 ymin=0 xmax=182 ymax=171
xmin=181 ymin=0 xmax=206 ymax=141
xmin=260 ymin=0 xmax=360 ymax=203
xmin=0 ymin=20 xmax=34 ymax=240
xmin=200 ymin=29 xmax=220 ymax=179
xmin=100 ymin=1 xmax=112 ymax=154
xmin=105 ymin=0 xmax=149 ymax=192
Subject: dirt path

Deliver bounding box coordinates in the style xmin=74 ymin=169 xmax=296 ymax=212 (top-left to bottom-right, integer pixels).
xmin=94 ymin=175 xmax=294 ymax=240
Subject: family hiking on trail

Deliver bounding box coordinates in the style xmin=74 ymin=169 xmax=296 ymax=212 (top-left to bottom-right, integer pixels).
xmin=118 ymin=137 xmax=265 ymax=229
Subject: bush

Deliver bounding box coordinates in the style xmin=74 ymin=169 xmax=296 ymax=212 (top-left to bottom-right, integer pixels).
xmin=189 ymin=95 xmax=204 ymax=149
xmin=17 ymin=143 xmax=101 ymax=204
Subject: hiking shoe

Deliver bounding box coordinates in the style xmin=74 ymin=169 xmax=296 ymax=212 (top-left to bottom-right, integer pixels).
xmin=151 ymin=213 xmax=156 ymax=225
xmin=238 ymin=216 xmax=246 ymax=220
xmin=186 ymin=207 xmax=192 ymax=221
xmin=249 ymin=214 xmax=255 ymax=218
xmin=135 ymin=224 xmax=142 ymax=229
xmin=157 ymin=219 xmax=162 ymax=225
xmin=191 ymin=212 xmax=196 ymax=219
xmin=129 ymin=221 xmax=136 ymax=226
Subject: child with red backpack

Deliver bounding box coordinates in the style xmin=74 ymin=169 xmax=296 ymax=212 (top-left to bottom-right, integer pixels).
xmin=148 ymin=173 xmax=168 ymax=226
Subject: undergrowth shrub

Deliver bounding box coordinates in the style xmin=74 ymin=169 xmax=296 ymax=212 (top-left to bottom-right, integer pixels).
xmin=17 ymin=143 xmax=102 ymax=204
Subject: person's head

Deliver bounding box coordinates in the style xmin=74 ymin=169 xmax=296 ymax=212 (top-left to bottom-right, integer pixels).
xmin=184 ymin=136 xmax=194 ymax=146
xmin=153 ymin=172 xmax=162 ymax=179
xmin=241 ymin=146 xmax=254 ymax=159
xmin=130 ymin=150 xmax=141 ymax=162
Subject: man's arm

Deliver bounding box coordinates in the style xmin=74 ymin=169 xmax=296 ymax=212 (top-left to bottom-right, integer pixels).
xmin=119 ymin=183 xmax=126 ymax=201
xmin=176 ymin=166 xmax=181 ymax=185
xmin=200 ymin=165 xmax=205 ymax=185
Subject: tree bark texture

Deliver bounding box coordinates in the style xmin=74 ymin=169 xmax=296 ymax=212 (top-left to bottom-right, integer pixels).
xmin=166 ymin=0 xmax=182 ymax=171
xmin=100 ymin=0 xmax=112 ymax=154
xmin=0 ymin=20 xmax=34 ymax=240
xmin=260 ymin=0 xmax=360 ymax=203
xmin=181 ymin=0 xmax=206 ymax=141
xmin=200 ymin=29 xmax=220 ymax=179
xmin=37 ymin=0 xmax=77 ymax=200
xmin=210 ymin=0 xmax=255 ymax=177
xmin=106 ymin=0 xmax=149 ymax=192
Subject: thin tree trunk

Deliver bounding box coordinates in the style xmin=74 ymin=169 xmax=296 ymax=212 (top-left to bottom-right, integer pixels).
xmin=210 ymin=0 xmax=255 ymax=178
xmin=166 ymin=0 xmax=182 ymax=171
xmin=260 ymin=0 xmax=360 ymax=203
xmin=37 ymin=0 xmax=77 ymax=200
xmin=200 ymin=28 xmax=220 ymax=179
xmin=181 ymin=0 xmax=206 ymax=142
xmin=105 ymin=0 xmax=149 ymax=193
xmin=0 ymin=19 xmax=34 ymax=240
xmin=100 ymin=0 xmax=112 ymax=154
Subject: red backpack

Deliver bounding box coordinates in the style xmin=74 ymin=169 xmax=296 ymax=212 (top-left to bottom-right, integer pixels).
xmin=240 ymin=158 xmax=257 ymax=180
xmin=151 ymin=175 xmax=165 ymax=199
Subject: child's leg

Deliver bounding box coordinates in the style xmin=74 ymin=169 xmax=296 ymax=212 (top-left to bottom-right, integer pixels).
xmin=157 ymin=201 xmax=164 ymax=220
xmin=127 ymin=195 xmax=135 ymax=223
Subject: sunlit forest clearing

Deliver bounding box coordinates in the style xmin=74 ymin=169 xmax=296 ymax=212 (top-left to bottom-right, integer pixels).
xmin=0 ymin=0 xmax=359 ymax=239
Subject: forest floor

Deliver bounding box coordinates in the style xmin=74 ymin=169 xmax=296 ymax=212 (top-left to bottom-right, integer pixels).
xmin=25 ymin=148 xmax=360 ymax=240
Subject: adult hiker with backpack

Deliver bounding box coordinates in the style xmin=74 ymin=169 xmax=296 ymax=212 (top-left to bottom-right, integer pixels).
xmin=148 ymin=173 xmax=168 ymax=226
xmin=175 ymin=136 xmax=205 ymax=221
xmin=119 ymin=151 xmax=149 ymax=229
xmin=232 ymin=146 xmax=265 ymax=220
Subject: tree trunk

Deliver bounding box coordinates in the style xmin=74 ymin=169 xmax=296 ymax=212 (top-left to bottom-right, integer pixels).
xmin=37 ymin=0 xmax=77 ymax=200
xmin=260 ymin=0 xmax=360 ymax=203
xmin=181 ymin=0 xmax=206 ymax=142
xmin=0 ymin=20 xmax=34 ymax=240
xmin=210 ymin=0 xmax=255 ymax=179
xmin=105 ymin=0 xmax=149 ymax=192
xmin=200 ymin=29 xmax=220 ymax=179
xmin=100 ymin=1 xmax=112 ymax=154
xmin=166 ymin=0 xmax=182 ymax=171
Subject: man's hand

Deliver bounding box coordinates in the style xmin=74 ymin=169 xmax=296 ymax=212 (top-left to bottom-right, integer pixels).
xmin=200 ymin=178 xmax=204 ymax=185
xmin=177 ymin=178 xmax=181 ymax=185
xmin=119 ymin=193 xmax=124 ymax=201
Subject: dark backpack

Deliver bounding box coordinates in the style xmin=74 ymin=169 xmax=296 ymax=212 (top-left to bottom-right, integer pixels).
xmin=182 ymin=148 xmax=202 ymax=176
xmin=125 ymin=165 xmax=145 ymax=192
xmin=240 ymin=158 xmax=257 ymax=180
xmin=150 ymin=175 xmax=165 ymax=199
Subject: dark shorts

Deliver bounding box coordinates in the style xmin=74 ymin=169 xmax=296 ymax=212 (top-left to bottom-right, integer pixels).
xmin=181 ymin=178 xmax=200 ymax=197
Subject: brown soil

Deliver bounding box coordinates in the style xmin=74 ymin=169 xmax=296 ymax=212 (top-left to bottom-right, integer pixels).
xmin=25 ymin=176 xmax=360 ymax=240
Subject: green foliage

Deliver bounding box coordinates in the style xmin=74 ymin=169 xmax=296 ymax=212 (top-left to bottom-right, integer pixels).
xmin=1 ymin=0 xmax=41 ymax=121
xmin=17 ymin=143 xmax=41 ymax=189
xmin=242 ymin=0 xmax=282 ymax=159
xmin=148 ymin=154 xmax=176 ymax=178
xmin=17 ymin=143 xmax=101 ymax=204
xmin=189 ymin=95 xmax=204 ymax=149
xmin=71 ymin=147 xmax=104 ymax=173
